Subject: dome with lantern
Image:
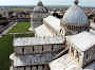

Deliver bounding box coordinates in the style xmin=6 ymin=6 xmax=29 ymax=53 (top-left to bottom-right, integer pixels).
xmin=30 ymin=0 xmax=48 ymax=29
xmin=33 ymin=0 xmax=48 ymax=13
xmin=61 ymin=0 xmax=90 ymax=35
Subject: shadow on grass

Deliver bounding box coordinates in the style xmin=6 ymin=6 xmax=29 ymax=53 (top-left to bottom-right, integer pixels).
xmin=0 ymin=34 xmax=13 ymax=70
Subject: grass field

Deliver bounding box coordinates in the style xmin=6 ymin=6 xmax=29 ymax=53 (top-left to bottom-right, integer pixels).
xmin=9 ymin=22 xmax=31 ymax=33
xmin=0 ymin=34 xmax=13 ymax=70
xmin=0 ymin=22 xmax=32 ymax=70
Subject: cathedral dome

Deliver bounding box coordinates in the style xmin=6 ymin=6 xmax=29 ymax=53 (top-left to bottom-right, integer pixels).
xmin=33 ymin=1 xmax=48 ymax=13
xmin=61 ymin=0 xmax=89 ymax=35
xmin=61 ymin=1 xmax=89 ymax=26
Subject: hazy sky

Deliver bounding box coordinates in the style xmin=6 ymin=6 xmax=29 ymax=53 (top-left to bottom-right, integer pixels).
xmin=0 ymin=0 xmax=95 ymax=7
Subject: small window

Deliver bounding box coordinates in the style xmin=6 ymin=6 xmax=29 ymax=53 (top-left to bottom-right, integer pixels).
xmin=22 ymin=47 xmax=24 ymax=54
xmin=86 ymin=53 xmax=89 ymax=60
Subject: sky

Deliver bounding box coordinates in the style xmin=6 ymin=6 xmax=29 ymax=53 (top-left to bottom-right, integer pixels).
xmin=0 ymin=0 xmax=95 ymax=7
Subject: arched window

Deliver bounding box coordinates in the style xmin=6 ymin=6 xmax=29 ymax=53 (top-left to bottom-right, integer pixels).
xmin=76 ymin=51 xmax=79 ymax=62
xmin=71 ymin=47 xmax=74 ymax=56
xmin=60 ymin=28 xmax=64 ymax=34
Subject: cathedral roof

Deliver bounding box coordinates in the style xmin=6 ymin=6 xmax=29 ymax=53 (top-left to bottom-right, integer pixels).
xmin=49 ymin=53 xmax=95 ymax=70
xmin=66 ymin=31 xmax=95 ymax=52
xmin=33 ymin=1 xmax=48 ymax=13
xmin=35 ymin=24 xmax=53 ymax=37
xmin=43 ymin=16 xmax=61 ymax=32
xmin=62 ymin=1 xmax=89 ymax=26
xmin=13 ymin=36 xmax=64 ymax=47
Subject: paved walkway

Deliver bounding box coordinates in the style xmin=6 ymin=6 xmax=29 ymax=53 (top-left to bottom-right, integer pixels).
xmin=0 ymin=21 xmax=18 ymax=38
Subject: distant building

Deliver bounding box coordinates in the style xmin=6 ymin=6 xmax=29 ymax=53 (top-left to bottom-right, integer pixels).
xmin=29 ymin=0 xmax=48 ymax=31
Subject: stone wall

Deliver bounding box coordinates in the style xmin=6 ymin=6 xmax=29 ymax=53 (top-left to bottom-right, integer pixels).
xmin=60 ymin=22 xmax=89 ymax=35
xmin=67 ymin=40 xmax=84 ymax=68
xmin=14 ymin=44 xmax=65 ymax=55
xmin=83 ymin=45 xmax=95 ymax=67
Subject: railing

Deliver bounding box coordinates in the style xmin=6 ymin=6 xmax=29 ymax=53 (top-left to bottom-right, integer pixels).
xmin=11 ymin=64 xmax=50 ymax=70
xmin=9 ymin=32 xmax=35 ymax=38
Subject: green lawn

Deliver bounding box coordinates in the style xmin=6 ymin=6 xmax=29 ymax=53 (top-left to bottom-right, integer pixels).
xmin=9 ymin=22 xmax=31 ymax=33
xmin=0 ymin=34 xmax=13 ymax=70
xmin=0 ymin=22 xmax=33 ymax=70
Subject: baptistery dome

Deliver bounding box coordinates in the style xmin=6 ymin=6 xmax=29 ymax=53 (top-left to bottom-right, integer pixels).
xmin=30 ymin=0 xmax=48 ymax=29
xmin=61 ymin=0 xmax=89 ymax=35
xmin=33 ymin=1 xmax=48 ymax=13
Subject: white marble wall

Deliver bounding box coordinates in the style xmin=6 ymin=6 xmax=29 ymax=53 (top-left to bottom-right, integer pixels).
xmin=14 ymin=44 xmax=64 ymax=55
xmin=83 ymin=45 xmax=95 ymax=67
